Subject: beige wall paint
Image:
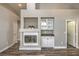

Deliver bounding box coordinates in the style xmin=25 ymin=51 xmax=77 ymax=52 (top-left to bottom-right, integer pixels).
xmin=0 ymin=5 xmax=18 ymax=52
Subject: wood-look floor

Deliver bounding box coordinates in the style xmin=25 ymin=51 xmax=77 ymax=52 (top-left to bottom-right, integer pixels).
xmin=0 ymin=43 xmax=79 ymax=56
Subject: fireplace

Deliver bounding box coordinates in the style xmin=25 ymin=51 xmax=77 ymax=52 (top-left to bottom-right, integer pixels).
xmin=23 ymin=32 xmax=39 ymax=46
xmin=24 ymin=35 xmax=37 ymax=43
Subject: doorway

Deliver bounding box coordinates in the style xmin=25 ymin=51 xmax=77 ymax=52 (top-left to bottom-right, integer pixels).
xmin=66 ymin=20 xmax=78 ymax=48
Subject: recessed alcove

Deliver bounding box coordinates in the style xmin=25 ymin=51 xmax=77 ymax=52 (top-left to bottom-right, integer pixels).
xmin=24 ymin=17 xmax=38 ymax=29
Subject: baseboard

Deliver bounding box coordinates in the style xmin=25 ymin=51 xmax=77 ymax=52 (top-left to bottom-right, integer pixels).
xmin=19 ymin=47 xmax=41 ymax=50
xmin=0 ymin=41 xmax=17 ymax=53
xmin=54 ymin=46 xmax=67 ymax=49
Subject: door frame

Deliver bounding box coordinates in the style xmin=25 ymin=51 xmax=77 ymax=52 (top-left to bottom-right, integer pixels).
xmin=65 ymin=19 xmax=78 ymax=48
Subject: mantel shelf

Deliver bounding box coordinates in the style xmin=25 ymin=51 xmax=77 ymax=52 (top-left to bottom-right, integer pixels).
xmin=19 ymin=29 xmax=39 ymax=32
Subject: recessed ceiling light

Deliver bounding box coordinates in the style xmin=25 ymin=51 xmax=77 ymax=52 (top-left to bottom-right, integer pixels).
xmin=18 ymin=4 xmax=22 ymax=7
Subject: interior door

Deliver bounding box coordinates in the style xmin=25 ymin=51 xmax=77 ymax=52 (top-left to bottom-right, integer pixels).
xmin=66 ymin=19 xmax=78 ymax=48
xmin=67 ymin=21 xmax=76 ymax=47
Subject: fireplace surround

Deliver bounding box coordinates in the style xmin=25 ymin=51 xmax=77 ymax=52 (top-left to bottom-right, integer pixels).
xmin=23 ymin=32 xmax=39 ymax=46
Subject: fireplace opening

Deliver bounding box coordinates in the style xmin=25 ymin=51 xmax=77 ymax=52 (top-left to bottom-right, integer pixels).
xmin=24 ymin=35 xmax=37 ymax=43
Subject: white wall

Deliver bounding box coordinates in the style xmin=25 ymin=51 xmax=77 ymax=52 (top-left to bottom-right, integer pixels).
xmin=0 ymin=5 xmax=18 ymax=52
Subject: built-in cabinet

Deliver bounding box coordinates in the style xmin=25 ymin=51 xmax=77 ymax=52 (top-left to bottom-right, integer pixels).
xmin=41 ymin=17 xmax=54 ymax=48
xmin=42 ymin=36 xmax=54 ymax=47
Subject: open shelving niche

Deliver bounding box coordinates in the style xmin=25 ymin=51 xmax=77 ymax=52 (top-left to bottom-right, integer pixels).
xmin=24 ymin=17 xmax=38 ymax=29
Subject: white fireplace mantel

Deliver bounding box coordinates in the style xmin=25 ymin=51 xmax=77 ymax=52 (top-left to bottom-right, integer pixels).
xmin=19 ymin=29 xmax=39 ymax=32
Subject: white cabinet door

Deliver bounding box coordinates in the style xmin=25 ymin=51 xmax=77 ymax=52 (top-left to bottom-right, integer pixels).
xmin=41 ymin=19 xmax=47 ymax=30
xmin=41 ymin=37 xmax=48 ymax=47
xmin=47 ymin=37 xmax=54 ymax=47
xmin=41 ymin=18 xmax=54 ymax=30
xmin=47 ymin=19 xmax=54 ymax=30
xmin=42 ymin=36 xmax=54 ymax=47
